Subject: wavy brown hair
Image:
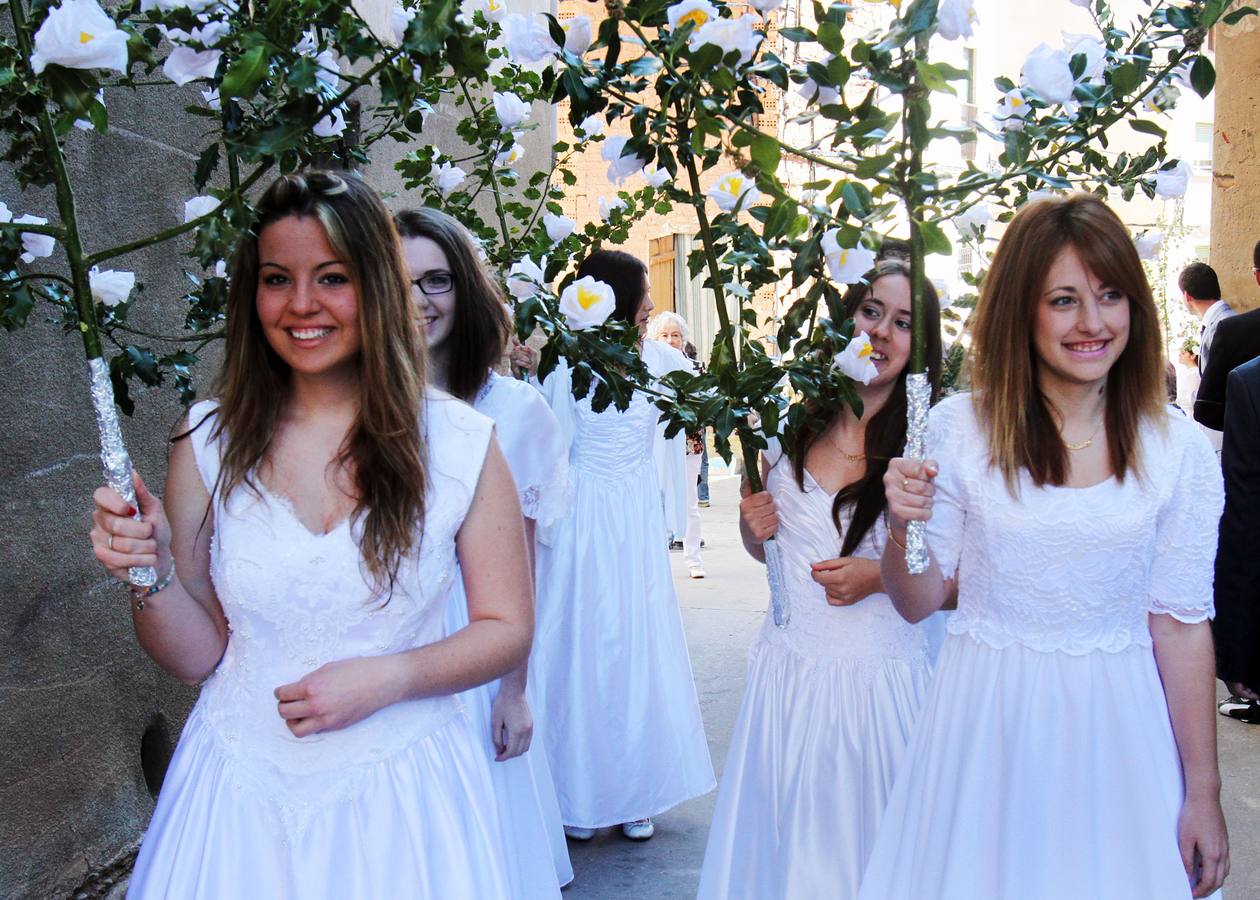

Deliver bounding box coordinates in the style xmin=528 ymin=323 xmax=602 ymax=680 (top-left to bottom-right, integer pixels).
xmin=211 ymin=170 xmax=426 ymax=596
xmin=792 ymin=261 xmax=942 ymax=557
xmin=971 ymin=192 xmax=1164 ymax=491
xmin=393 ymin=207 xmax=510 ymax=402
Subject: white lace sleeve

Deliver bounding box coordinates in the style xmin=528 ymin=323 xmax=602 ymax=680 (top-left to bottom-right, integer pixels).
xmin=1147 ymin=419 xmax=1224 ymax=622
xmin=923 ymin=396 xmax=971 ymax=577
xmin=485 ymin=377 xmax=573 ymax=529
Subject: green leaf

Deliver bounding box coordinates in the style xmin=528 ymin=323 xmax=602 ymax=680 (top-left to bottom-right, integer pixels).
xmin=1128 ymin=119 xmax=1167 ymax=138
xmin=1223 ymin=6 xmax=1258 ymax=26
xmin=841 ymin=181 xmax=873 ymax=219
xmin=915 ymin=60 xmax=954 ymax=95
xmin=918 ymin=221 xmax=952 ymax=256
xmin=1109 ymin=62 xmax=1140 ymax=96
xmin=194 ymin=143 xmax=221 ymax=190
xmin=817 ymin=21 xmax=844 ymax=55
xmin=779 ymin=26 xmax=816 ymax=42
xmin=750 ymin=134 xmax=781 ymax=172
xmin=1189 ymin=55 xmax=1216 ymax=99
xmin=221 ymin=46 xmax=269 ymax=100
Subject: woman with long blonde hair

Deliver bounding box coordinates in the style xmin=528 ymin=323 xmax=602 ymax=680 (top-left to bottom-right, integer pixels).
xmin=861 ymin=194 xmax=1228 ymax=899
xmin=88 ymin=172 xmax=532 ymax=897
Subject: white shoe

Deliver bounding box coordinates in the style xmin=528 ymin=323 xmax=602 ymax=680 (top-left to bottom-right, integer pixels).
xmin=622 ymin=818 xmax=654 ymax=841
xmin=689 ymin=567 xmax=706 ymax=579
xmin=564 ymin=826 xmax=596 ymax=841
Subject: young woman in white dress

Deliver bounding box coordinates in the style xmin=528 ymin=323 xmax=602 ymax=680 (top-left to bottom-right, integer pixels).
xmin=648 ymin=311 xmax=706 ymax=578
xmin=697 ymin=261 xmax=944 ymax=899
xmin=87 ymin=172 xmax=532 ymax=897
xmin=533 ymin=250 xmax=716 ymax=842
xmin=395 ymin=206 xmax=574 ymax=895
xmin=864 ymin=194 xmax=1229 ymax=899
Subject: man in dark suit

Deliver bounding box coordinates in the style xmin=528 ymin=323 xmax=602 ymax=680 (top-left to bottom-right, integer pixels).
xmin=1194 ymin=240 xmax=1260 ymax=431
xmin=1214 ymin=357 xmax=1260 ymax=723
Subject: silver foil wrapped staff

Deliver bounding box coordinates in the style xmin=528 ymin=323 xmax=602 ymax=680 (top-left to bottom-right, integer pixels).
xmin=903 ymin=371 xmax=931 ymax=575
xmin=763 ymin=534 xmax=790 ymax=628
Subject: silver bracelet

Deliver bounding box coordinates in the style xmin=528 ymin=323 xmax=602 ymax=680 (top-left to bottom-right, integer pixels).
xmin=129 ymin=566 xmax=174 ymax=611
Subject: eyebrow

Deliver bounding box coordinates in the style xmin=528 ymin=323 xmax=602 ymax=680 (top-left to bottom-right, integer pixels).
xmin=258 ymin=260 xmax=344 ymax=271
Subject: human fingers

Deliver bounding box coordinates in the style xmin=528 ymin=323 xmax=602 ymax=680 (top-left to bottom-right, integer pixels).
xmin=90 ymin=525 xmax=159 ymax=574
xmin=493 ymin=722 xmax=509 ymax=760
xmin=1193 ymin=831 xmax=1228 ymax=897
xmin=92 ymin=507 xmax=155 ymax=542
xmin=133 ymin=470 xmax=161 ymax=516
xmin=286 ymin=715 xmax=323 ymax=738
xmin=92 ymin=485 xmax=135 ymax=519
xmin=277 ymin=698 xmax=313 ymax=721
xmin=274 ymin=681 xmax=308 ymax=703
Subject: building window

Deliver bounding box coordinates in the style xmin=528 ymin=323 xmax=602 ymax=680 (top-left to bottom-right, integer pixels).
xmin=1193 ymin=122 xmax=1213 ymax=172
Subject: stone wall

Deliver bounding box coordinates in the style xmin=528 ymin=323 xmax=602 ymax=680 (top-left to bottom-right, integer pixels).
xmin=1211 ymin=17 xmax=1260 ymax=311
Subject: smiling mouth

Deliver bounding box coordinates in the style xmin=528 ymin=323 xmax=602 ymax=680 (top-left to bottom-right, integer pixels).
xmin=288 ymin=327 xmax=334 ymax=341
xmin=421 ymin=315 xmax=438 ymax=328
xmin=870 ymin=351 xmax=888 ymax=362
xmin=1065 ymin=339 xmax=1109 ymax=353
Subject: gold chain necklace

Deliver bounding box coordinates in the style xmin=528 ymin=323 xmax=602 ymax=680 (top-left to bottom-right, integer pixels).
xmin=828 ymin=430 xmax=866 ymax=462
xmin=1062 ymin=418 xmax=1104 ymax=452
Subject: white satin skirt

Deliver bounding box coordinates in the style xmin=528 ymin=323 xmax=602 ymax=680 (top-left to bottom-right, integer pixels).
xmin=127 ymin=708 xmax=510 ymax=899
xmin=858 ymin=633 xmax=1220 ymax=900
xmin=697 ymin=637 xmax=931 ymax=899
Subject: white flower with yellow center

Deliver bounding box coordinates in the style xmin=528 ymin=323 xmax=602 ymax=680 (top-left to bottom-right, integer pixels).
xmin=642 ymin=165 xmax=671 ymax=189
xmin=995 ymin=88 xmax=1031 ymax=131
xmin=936 ymin=0 xmax=977 ymax=41
xmin=563 ymin=15 xmax=593 ymax=55
xmin=693 ymin=14 xmax=763 ymax=66
xmin=821 ymin=229 xmax=877 ymax=285
xmin=667 ymin=0 xmax=719 ymax=35
xmin=30 ymin=0 xmax=130 ymax=75
xmin=495 ymin=142 xmax=525 ymax=168
xmin=707 ymin=172 xmax=760 ymax=213
xmin=89 ymin=266 xmax=135 ymax=307
xmin=832 ymin=331 xmax=879 ymax=385
xmin=559 ymin=276 xmax=617 ymax=330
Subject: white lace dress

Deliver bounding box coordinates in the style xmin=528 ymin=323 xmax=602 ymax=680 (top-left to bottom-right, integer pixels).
xmin=857 ymin=394 xmax=1224 ymax=900
xmin=443 ymin=372 xmax=573 ymax=896
xmin=697 ymin=446 xmax=933 ymax=899
xmin=532 ymin=340 xmax=716 ymax=827
xmin=127 ymin=392 xmax=511 ymax=898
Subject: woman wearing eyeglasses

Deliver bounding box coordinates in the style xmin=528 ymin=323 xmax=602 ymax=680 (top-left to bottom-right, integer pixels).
xmin=395 ymin=208 xmax=573 ymax=897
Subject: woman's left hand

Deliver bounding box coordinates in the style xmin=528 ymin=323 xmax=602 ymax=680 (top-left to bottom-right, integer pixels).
xmin=1179 ymin=794 xmax=1229 ymax=897
xmin=810 ymin=557 xmax=881 ymax=606
xmin=274 ymin=656 xmax=404 ymax=738
xmin=490 ymin=686 xmax=534 ymax=761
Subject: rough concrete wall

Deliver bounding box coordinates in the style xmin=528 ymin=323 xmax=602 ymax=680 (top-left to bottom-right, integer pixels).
xmin=1211 ymin=18 xmax=1260 ymax=311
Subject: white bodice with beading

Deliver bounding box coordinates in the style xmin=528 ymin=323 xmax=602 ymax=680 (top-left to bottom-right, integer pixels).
xmin=186 ymin=391 xmax=492 ymax=839
xmin=927 ymin=393 xmax=1220 ymax=655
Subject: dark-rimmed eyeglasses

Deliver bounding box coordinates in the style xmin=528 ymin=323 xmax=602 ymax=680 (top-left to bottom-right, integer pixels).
xmin=412 ymin=272 xmax=454 ymax=295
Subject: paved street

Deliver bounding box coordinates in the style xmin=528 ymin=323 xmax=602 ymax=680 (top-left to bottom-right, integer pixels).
xmin=563 ymin=474 xmax=1260 ymax=899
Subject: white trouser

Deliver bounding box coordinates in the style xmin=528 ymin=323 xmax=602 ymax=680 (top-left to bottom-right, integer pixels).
xmin=684 ymin=452 xmax=703 ymax=569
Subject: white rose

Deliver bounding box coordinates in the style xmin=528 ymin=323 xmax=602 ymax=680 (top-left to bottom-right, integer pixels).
xmin=30 ymin=0 xmax=130 ymax=75
xmin=562 ymin=15 xmax=593 ymax=55
xmin=1021 ymin=43 xmax=1075 ymax=106
xmin=667 ymin=0 xmax=719 ymax=33
xmin=821 ymin=230 xmax=877 ymax=285
xmin=139 ymin=0 xmax=224 ymax=11
xmin=201 ymin=87 xmax=221 ymax=110
xmin=1134 ymin=230 xmax=1163 ymax=260
xmin=212 ymin=259 xmax=228 ymax=279
xmin=507 ymin=257 xmax=547 ymax=300
xmin=183 ymin=195 xmax=219 ymax=223
xmin=433 ymin=161 xmax=468 ymax=197
xmin=693 ymin=14 xmax=762 ymax=66
xmin=641 ymin=165 xmax=671 ymax=189
xmin=707 ymin=172 xmax=760 ymax=213
xmin=312 ymin=106 xmax=347 ymax=138
xmin=1061 ymin=32 xmax=1106 ymax=83
xmin=458 ymin=0 xmax=507 ymax=26
xmin=89 ymin=266 xmax=136 ymax=307
xmin=1152 ymin=160 xmax=1190 ymax=199
xmin=313 ymin=48 xmax=343 ymax=94
xmin=954 ymin=205 xmax=993 ymax=239
xmin=500 ymin=13 xmax=560 ymax=65
xmin=994 ymin=88 xmax=1031 ymax=131
xmin=392 ymin=4 xmax=416 ymax=43
xmin=164 ymin=46 xmax=222 ymax=86
xmin=598 ymin=195 xmax=627 ymax=222
xmin=936 ymin=0 xmax=977 ymax=42
xmin=577 ymin=115 xmax=605 ymax=137
xmin=832 ymin=331 xmax=879 ymax=385
xmin=602 ymin=136 xmax=648 ymax=184
xmin=493 ymin=91 xmax=531 ymax=131
xmin=543 ymin=212 xmax=576 ymax=244
xmin=495 ymin=142 xmax=525 ymax=168
xmin=14 ymin=215 xmax=57 ymax=263
xmin=559 ymin=276 xmax=617 ymax=330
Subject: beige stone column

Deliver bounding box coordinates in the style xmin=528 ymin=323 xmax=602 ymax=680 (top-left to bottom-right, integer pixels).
xmin=1211 ymin=13 xmax=1260 ymax=311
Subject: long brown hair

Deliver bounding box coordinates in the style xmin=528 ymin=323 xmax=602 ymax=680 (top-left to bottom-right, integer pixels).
xmin=576 ymin=250 xmax=648 ymax=324
xmin=394 ymin=207 xmax=510 ymax=402
xmin=971 ymin=193 xmax=1164 ymax=491
xmin=212 ymin=170 xmax=427 ymax=596
xmin=792 ymin=261 xmax=943 ymax=556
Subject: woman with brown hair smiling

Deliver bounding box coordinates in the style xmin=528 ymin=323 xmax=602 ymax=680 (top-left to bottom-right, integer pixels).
xmin=860 ymin=194 xmax=1229 ymax=899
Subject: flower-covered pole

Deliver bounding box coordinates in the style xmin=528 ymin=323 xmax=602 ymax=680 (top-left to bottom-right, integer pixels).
xmin=6 ymin=0 xmax=153 ymax=585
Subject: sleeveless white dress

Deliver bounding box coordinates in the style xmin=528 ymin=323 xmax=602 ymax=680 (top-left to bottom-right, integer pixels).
xmin=444 ymin=372 xmax=574 ymax=896
xmin=697 ymin=445 xmax=933 ymax=899
xmin=532 ymin=340 xmax=716 ymax=828
xmin=858 ymin=394 xmax=1225 ymax=900
xmin=128 ymin=391 xmax=511 ymax=898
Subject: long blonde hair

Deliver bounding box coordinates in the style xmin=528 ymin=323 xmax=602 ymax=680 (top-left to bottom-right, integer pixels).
xmin=212 ymin=170 xmax=427 ymax=596
xmin=970 ymin=193 xmax=1164 ymax=491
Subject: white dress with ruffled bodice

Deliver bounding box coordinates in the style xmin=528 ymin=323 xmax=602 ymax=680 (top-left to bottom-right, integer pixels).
xmin=697 ymin=446 xmax=933 ymax=899
xmin=532 ymin=340 xmax=716 ymax=827
xmin=857 ymin=393 xmax=1224 ymax=900
xmin=127 ymin=392 xmax=510 ymax=899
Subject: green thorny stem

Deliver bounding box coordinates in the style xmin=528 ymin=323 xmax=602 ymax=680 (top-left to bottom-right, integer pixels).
xmin=457 ymin=78 xmax=514 ymax=251
xmin=9 ymin=0 xmax=99 ymax=359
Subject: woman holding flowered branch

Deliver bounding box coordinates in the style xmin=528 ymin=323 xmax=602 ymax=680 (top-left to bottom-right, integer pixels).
xmin=698 ymin=261 xmax=944 ymax=899
xmin=396 ymin=206 xmax=574 ymax=897
xmin=532 ymin=250 xmax=715 ymax=842
xmin=88 ymin=173 xmax=530 ymax=897
xmin=863 ymin=195 xmax=1228 ymax=899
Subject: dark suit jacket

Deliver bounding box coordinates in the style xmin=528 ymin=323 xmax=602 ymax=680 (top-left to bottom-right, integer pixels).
xmin=1213 ymin=356 xmax=1260 ymax=690
xmin=1194 ymin=307 xmax=1260 ymax=430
